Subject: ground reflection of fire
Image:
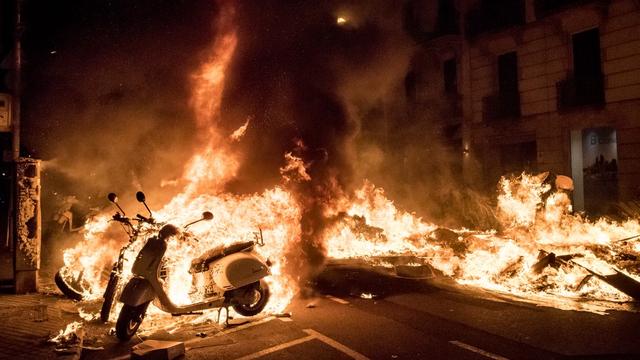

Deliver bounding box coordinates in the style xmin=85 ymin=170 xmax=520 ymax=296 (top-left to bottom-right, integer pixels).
xmin=58 ymin=2 xmax=640 ymax=332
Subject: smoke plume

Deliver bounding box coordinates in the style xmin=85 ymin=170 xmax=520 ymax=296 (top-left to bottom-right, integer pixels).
xmin=217 ymin=1 xmax=416 ymax=282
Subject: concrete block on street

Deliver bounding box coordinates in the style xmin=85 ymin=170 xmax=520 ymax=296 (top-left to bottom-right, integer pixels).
xmin=131 ymin=340 xmax=185 ymax=360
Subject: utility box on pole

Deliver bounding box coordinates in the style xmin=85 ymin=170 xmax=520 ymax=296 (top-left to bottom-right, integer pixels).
xmin=0 ymin=93 xmax=10 ymax=133
xmin=14 ymin=158 xmax=40 ymax=293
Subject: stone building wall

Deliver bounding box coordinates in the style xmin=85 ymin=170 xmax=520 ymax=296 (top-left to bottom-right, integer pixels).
xmin=462 ymin=0 xmax=640 ymax=206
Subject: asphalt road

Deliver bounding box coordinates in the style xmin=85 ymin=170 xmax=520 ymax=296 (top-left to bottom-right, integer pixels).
xmin=86 ymin=262 xmax=640 ymax=360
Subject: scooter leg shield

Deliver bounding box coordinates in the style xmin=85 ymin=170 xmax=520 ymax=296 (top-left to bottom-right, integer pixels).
xmin=119 ymin=277 xmax=156 ymax=307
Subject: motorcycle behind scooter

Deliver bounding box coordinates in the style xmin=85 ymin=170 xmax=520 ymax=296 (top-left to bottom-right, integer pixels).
xmin=115 ymin=192 xmax=271 ymax=341
xmin=54 ymin=193 xmax=159 ymax=304
xmin=100 ymin=191 xmax=160 ymax=322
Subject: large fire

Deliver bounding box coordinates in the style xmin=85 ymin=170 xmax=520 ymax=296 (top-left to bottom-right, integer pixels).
xmin=58 ymin=2 xmax=640 ymax=331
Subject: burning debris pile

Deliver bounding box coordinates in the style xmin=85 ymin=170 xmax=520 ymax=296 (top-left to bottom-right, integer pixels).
xmin=49 ymin=321 xmax=85 ymax=357
xmin=324 ymin=173 xmax=640 ymax=308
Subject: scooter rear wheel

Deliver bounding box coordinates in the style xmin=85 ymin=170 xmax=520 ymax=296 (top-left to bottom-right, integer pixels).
xmin=115 ymin=302 xmax=149 ymax=341
xmin=54 ymin=268 xmax=85 ymax=301
xmin=232 ymin=280 xmax=270 ymax=317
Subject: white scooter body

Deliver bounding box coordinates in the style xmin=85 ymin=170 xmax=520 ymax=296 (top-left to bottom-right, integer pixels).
xmin=208 ymin=251 xmax=270 ymax=290
xmin=119 ymin=224 xmax=270 ymax=315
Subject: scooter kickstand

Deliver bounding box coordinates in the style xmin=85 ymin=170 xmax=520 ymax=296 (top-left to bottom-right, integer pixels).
xmin=223 ymin=306 xmax=230 ymax=327
xmin=216 ymin=306 xmax=229 ymax=327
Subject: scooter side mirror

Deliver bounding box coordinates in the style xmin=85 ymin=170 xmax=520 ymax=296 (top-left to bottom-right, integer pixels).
xmin=136 ymin=191 xmax=153 ymax=218
xmin=108 ymin=192 xmax=126 ymax=215
xmin=184 ymin=211 xmax=214 ymax=229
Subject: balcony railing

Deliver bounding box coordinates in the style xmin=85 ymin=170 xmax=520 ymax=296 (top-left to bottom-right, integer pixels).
xmin=483 ymin=92 xmax=521 ymax=121
xmin=557 ymin=73 xmax=604 ymax=110
xmin=466 ymin=0 xmax=525 ymax=38
xmin=535 ymin=0 xmax=610 ymax=18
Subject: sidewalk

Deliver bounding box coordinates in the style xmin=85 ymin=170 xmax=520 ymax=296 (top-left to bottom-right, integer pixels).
xmin=0 ymin=292 xmax=81 ymax=360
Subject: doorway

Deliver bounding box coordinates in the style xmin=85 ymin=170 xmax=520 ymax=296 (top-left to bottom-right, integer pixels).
xmin=571 ymin=127 xmax=618 ymax=215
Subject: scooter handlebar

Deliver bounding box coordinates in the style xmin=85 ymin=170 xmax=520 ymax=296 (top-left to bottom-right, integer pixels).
xmin=136 ymin=213 xmax=155 ymax=224
xmin=112 ymin=213 xmax=130 ymax=223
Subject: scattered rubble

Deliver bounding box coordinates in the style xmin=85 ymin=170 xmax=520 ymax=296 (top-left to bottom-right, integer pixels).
xmin=429 ymin=228 xmax=469 ymax=255
xmin=395 ymin=263 xmax=435 ymax=278
xmin=531 ymin=249 xmax=640 ymax=300
xmin=50 ymin=321 xmax=84 ymax=360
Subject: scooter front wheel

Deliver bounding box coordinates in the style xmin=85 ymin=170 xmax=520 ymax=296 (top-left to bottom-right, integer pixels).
xmin=115 ymin=302 xmax=149 ymax=341
xmin=232 ymin=280 xmax=270 ymax=317
xmin=100 ymin=269 xmax=120 ymax=322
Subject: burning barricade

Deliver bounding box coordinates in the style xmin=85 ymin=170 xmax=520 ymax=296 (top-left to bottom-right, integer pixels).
xmin=323 ymin=172 xmax=640 ymax=308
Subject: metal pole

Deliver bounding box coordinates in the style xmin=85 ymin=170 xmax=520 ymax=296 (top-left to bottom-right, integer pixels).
xmin=458 ymin=0 xmax=473 ymax=186
xmin=12 ymin=0 xmax=21 ymax=160
xmin=10 ymin=0 xmax=23 ymax=291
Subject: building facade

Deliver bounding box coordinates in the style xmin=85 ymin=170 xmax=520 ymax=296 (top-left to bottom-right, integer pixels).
xmin=409 ymin=0 xmax=640 ymax=215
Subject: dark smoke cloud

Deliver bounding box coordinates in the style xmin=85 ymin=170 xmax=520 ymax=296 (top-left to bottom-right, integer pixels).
xmin=220 ymin=1 xmax=415 ymax=282
xmin=222 ymin=0 xmax=493 ymax=284
xmin=21 ymin=0 xmax=224 ymax=266
xmin=22 ymin=0 xmax=221 ymax=216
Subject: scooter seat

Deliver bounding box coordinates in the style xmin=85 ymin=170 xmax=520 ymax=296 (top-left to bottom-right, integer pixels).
xmin=189 ymin=241 xmax=255 ymax=273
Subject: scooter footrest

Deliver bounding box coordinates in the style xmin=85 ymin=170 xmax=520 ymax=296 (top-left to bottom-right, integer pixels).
xmin=171 ymin=312 xmax=203 ymax=316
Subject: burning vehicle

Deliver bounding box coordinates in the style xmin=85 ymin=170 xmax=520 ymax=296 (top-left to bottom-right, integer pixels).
xmin=111 ymin=191 xmax=271 ymax=340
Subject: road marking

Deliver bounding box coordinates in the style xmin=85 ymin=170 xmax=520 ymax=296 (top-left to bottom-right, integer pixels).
xmin=235 ymin=329 xmax=369 ymax=360
xmin=107 ymin=356 xmax=129 ymax=360
xmin=185 ymin=316 xmax=275 ymax=348
xmin=234 ymin=334 xmax=315 ymax=360
xmin=278 ymin=317 xmax=293 ymax=322
xmin=303 ymin=329 xmax=370 ymax=360
xmin=326 ymin=295 xmax=350 ymax=304
xmin=215 ymin=316 xmax=275 ymax=337
xmin=449 ymin=340 xmax=510 ymax=360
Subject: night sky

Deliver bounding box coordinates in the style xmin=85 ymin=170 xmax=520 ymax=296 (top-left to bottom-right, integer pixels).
xmin=21 ymin=0 xmax=223 ymax=214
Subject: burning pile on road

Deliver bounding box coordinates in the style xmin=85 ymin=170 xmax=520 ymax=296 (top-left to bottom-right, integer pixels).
xmin=325 ymin=173 xmax=640 ymax=308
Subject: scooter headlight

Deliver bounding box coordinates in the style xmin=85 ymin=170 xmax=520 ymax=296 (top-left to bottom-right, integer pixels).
xmin=158 ymin=224 xmax=180 ymax=240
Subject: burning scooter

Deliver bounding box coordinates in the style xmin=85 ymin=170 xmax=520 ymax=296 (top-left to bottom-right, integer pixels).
xmin=115 ymin=192 xmax=271 ymax=341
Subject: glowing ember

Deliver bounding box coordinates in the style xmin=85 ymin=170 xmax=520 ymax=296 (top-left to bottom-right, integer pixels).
xmin=360 ymin=293 xmax=375 ymax=299
xmin=50 ymin=321 xmax=83 ymax=343
xmin=230 ymin=117 xmax=250 ymax=141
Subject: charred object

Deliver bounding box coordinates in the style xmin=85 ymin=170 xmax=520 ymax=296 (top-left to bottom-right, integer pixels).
xmin=532 ymin=250 xmax=640 ymax=301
